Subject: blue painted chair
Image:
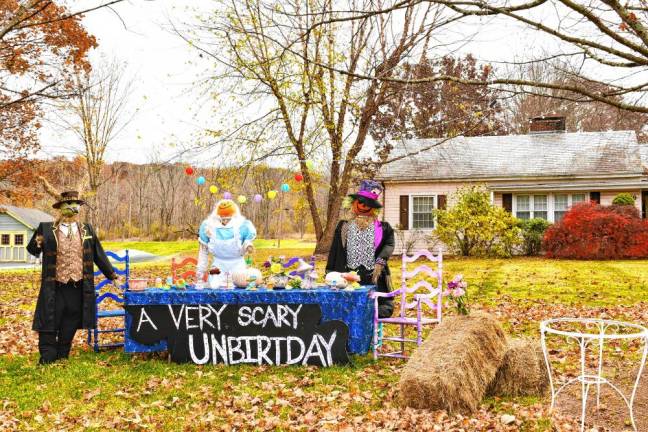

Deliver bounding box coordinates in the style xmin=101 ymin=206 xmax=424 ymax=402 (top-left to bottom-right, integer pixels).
xmin=87 ymin=250 xmax=130 ymax=352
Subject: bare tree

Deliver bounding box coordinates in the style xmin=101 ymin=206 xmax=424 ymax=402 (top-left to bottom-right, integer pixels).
xmin=53 ymin=59 xmax=136 ymax=224
xmin=181 ymin=0 xmax=446 ymax=253
xmin=289 ymin=0 xmax=648 ymax=113
xmin=507 ymin=62 xmax=648 ymax=138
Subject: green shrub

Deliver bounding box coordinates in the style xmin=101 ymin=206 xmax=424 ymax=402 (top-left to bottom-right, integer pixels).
xmin=518 ymin=218 xmax=551 ymax=256
xmin=435 ymin=186 xmax=521 ymax=257
xmin=612 ymin=193 xmax=635 ymax=206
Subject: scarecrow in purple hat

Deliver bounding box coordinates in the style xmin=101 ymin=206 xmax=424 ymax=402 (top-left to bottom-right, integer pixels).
xmin=326 ymin=180 xmax=394 ymax=318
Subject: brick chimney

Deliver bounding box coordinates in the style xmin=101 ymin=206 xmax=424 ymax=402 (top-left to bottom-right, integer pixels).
xmin=529 ymin=116 xmax=566 ymax=134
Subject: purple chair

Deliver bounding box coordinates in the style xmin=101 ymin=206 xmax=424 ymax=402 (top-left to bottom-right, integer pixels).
xmin=371 ymin=249 xmax=443 ymax=359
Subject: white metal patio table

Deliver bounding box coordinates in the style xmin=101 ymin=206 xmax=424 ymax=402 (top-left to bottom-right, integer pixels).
xmin=540 ymin=318 xmax=648 ymax=432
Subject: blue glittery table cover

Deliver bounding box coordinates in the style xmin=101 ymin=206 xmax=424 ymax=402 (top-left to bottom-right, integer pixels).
xmin=124 ymin=287 xmax=376 ymax=355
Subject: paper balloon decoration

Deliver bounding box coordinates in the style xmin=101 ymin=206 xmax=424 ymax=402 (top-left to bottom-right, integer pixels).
xmin=223 ymin=191 xmax=232 ymax=199
xmin=267 ymin=190 xmax=277 ymax=200
xmin=209 ymin=185 xmax=218 ymax=194
xmin=237 ymin=195 xmax=247 ymax=204
xmin=281 ymin=183 xmax=290 ymax=192
xmin=294 ymin=173 xmax=303 ymax=182
xmin=185 ymin=166 xmax=194 ymax=175
xmin=196 ymin=176 xmax=206 ymax=185
xmin=254 ymin=194 xmax=263 ymax=203
xmin=305 ymin=160 xmax=314 ymax=170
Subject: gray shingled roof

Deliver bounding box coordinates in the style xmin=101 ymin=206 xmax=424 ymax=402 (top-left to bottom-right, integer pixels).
xmin=377 ymin=130 xmax=642 ymax=181
xmin=639 ymin=143 xmax=648 ymax=170
xmin=0 ymin=205 xmax=54 ymax=229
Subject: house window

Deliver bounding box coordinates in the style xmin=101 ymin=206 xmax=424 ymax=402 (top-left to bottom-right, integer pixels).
xmin=516 ymin=195 xmax=530 ymax=219
xmin=572 ymin=193 xmax=586 ymax=204
xmin=533 ymin=195 xmax=548 ymax=220
xmin=14 ymin=234 xmax=24 ymax=246
xmin=554 ymin=194 xmax=568 ymax=222
xmin=554 ymin=193 xmax=588 ymax=222
xmin=515 ymin=195 xmax=548 ymax=220
xmin=411 ymin=195 xmax=436 ymax=229
xmin=1 ymin=234 xmax=9 ymax=245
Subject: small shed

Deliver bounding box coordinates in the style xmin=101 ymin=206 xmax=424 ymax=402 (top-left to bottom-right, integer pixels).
xmin=0 ymin=205 xmax=54 ymax=262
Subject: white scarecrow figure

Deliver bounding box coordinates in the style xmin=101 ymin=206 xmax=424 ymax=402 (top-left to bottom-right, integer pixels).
xmin=196 ymin=199 xmax=257 ymax=288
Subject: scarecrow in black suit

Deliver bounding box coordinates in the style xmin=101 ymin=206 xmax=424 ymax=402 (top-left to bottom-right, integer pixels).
xmin=27 ymin=176 xmax=120 ymax=364
xmin=326 ymin=180 xmax=395 ymax=318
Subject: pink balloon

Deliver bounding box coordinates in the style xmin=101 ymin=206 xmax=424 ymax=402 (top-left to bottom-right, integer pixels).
xmin=223 ymin=191 xmax=232 ymax=199
xmin=254 ymin=194 xmax=263 ymax=203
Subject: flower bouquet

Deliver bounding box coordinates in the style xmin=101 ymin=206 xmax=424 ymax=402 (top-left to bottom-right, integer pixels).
xmin=287 ymin=276 xmax=303 ymax=290
xmin=444 ymin=274 xmax=469 ymax=315
xmin=263 ymin=256 xmax=291 ymax=289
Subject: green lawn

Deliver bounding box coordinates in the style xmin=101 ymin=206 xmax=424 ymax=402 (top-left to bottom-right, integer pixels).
xmin=2 ymin=253 xmax=647 ymax=430
xmin=101 ymin=240 xmax=647 ymax=307
xmin=442 ymin=257 xmax=648 ymax=306
xmin=102 ymin=239 xmax=316 ymax=257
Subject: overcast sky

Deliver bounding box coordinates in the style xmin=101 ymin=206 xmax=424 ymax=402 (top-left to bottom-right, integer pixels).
xmin=38 ymin=0 xmax=209 ymax=164
xmin=35 ymin=1 xmax=590 ymax=165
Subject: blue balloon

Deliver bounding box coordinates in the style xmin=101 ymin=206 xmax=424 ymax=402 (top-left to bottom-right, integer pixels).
xmin=281 ymin=183 xmax=290 ymax=192
xmin=196 ymin=176 xmax=206 ymax=185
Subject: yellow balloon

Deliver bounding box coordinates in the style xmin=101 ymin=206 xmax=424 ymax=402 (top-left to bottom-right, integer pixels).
xmin=237 ymin=195 xmax=247 ymax=204
xmin=305 ymin=160 xmax=315 ymax=170
xmin=209 ymin=185 xmax=218 ymax=194
xmin=267 ymin=190 xmax=277 ymax=200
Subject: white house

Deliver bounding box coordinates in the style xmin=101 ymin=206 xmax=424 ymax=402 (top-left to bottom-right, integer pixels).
xmin=376 ymin=117 xmax=648 ymax=252
xmin=0 ymin=205 xmax=54 ymax=262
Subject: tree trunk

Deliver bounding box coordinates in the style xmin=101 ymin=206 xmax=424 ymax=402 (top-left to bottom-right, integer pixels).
xmin=314 ymin=203 xmax=343 ymax=254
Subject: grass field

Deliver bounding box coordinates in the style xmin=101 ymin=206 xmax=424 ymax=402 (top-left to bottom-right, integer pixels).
xmin=102 ymin=239 xmax=648 ymax=307
xmin=102 ymin=239 xmax=316 ymax=257
xmin=1 ymin=245 xmax=647 ymax=431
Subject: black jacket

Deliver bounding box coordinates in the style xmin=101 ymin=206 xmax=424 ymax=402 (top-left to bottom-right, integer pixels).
xmin=325 ymin=220 xmax=395 ymax=290
xmin=27 ymin=222 xmax=116 ymax=331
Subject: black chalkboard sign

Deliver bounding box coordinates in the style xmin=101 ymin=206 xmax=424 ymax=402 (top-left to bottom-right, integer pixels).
xmin=125 ymin=303 xmax=350 ymax=366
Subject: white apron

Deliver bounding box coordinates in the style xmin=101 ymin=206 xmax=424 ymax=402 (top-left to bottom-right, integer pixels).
xmin=207 ymin=224 xmax=246 ymax=288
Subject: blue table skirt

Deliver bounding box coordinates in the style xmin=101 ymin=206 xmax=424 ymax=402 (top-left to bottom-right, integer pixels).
xmin=124 ymin=287 xmax=376 ymax=355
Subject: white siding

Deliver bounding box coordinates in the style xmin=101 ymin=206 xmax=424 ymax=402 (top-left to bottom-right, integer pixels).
xmin=0 ymin=214 xmax=28 ymax=231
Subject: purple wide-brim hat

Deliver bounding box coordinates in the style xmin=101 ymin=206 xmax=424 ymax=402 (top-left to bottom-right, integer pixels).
xmin=348 ymin=180 xmax=383 ymax=208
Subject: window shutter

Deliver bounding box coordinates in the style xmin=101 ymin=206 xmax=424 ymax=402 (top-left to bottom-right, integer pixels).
xmin=438 ymin=194 xmax=447 ymax=210
xmin=590 ymin=192 xmax=601 ymax=204
xmin=399 ymin=195 xmax=409 ymax=230
xmin=502 ymin=193 xmax=513 ymax=213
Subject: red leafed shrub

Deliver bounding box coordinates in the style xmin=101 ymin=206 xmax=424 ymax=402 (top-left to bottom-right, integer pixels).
xmin=543 ymin=202 xmax=648 ymax=259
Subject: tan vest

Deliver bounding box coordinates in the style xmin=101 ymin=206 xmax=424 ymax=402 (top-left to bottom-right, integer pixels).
xmin=55 ymin=224 xmax=84 ymax=283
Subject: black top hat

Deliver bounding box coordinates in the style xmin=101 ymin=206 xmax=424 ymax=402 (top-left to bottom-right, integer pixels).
xmin=53 ymin=191 xmax=86 ymax=209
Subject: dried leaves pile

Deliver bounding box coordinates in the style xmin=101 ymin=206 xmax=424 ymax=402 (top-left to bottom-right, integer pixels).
xmin=1 ymin=268 xmax=645 ymax=431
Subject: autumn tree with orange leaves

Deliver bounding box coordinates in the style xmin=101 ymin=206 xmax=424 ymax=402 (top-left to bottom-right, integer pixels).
xmin=0 ymin=1 xmax=113 ymax=204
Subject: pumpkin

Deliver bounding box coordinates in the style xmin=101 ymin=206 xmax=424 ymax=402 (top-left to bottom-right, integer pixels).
xmin=217 ymin=199 xmax=236 ymax=217
xmin=325 ymin=272 xmax=348 ymax=288
xmin=343 ymin=271 xmax=361 ymax=282
xmin=232 ymin=268 xmax=264 ymax=287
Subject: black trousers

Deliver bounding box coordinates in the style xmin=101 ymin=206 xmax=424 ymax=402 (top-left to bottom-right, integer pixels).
xmin=352 ymin=266 xmax=394 ymax=318
xmin=38 ymin=280 xmax=83 ymax=364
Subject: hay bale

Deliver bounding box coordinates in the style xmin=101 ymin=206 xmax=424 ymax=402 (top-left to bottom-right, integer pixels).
xmin=398 ymin=312 xmax=507 ymax=414
xmin=487 ymin=337 xmax=549 ymax=397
